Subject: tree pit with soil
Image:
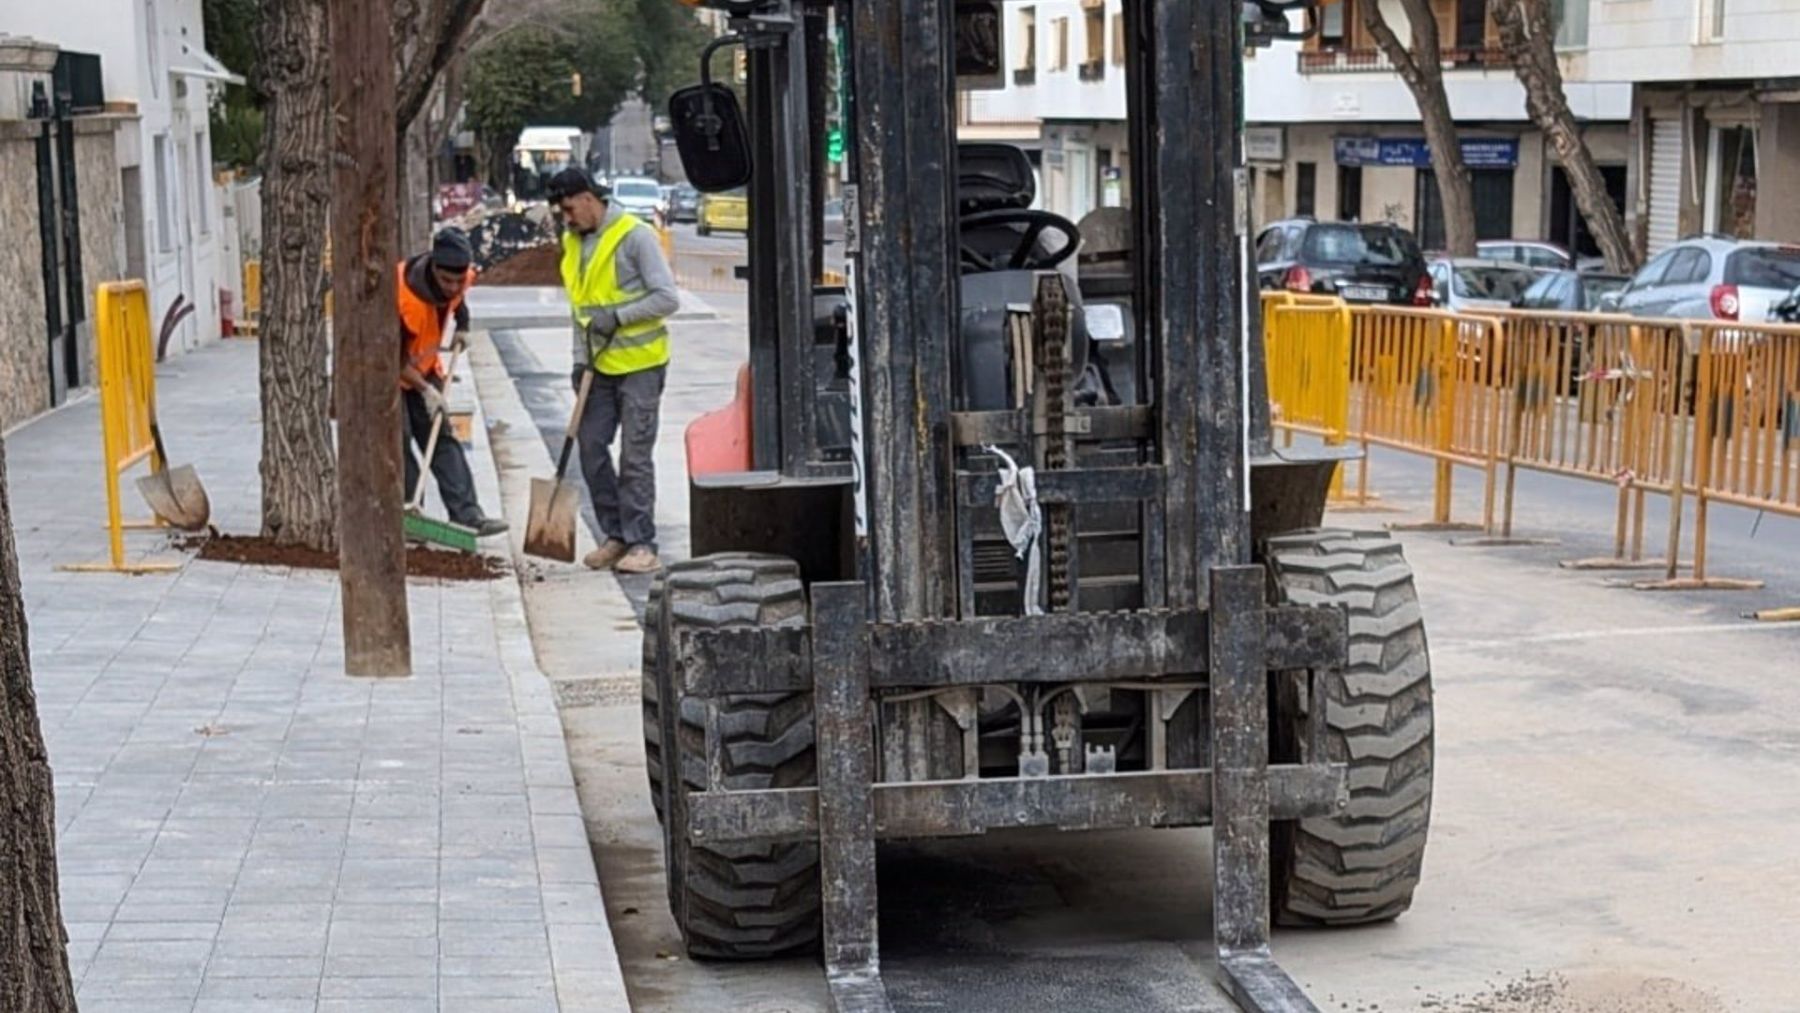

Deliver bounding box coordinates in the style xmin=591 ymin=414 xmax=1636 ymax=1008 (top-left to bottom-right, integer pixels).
xmin=176 ymin=533 xmax=509 ymax=581
xmin=477 ymin=245 xmax=561 ymax=286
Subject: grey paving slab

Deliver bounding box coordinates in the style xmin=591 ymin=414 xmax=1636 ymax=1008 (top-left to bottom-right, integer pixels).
xmin=11 ymin=338 xmax=624 ymax=1010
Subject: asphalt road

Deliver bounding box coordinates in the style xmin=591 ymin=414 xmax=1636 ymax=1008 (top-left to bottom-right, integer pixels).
xmin=480 ymin=285 xmax=1800 ymax=1013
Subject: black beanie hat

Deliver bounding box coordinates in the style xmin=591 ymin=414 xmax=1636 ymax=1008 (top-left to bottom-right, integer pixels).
xmin=431 ymin=227 xmax=473 ymax=271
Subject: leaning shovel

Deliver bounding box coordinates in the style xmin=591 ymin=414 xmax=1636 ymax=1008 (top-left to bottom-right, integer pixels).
xmin=136 ymin=297 xmax=210 ymax=531
xmin=523 ymin=368 xmax=595 ymax=562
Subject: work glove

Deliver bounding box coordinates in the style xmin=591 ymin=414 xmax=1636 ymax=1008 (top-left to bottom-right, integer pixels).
xmin=419 ymin=383 xmax=448 ymax=418
xmin=585 ymin=305 xmax=620 ymax=340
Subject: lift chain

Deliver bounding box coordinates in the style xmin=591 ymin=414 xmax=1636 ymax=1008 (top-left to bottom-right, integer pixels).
xmin=1034 ymin=275 xmax=1076 ymax=612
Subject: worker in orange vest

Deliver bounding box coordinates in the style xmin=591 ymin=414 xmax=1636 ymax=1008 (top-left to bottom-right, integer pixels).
xmin=399 ymin=229 xmax=507 ymax=537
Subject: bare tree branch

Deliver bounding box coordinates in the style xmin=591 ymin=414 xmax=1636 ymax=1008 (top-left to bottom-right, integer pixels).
xmin=395 ymin=0 xmax=487 ymax=136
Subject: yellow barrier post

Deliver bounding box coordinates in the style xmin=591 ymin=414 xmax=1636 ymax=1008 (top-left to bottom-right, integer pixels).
xmin=242 ymin=259 xmax=262 ymax=335
xmin=61 ymin=282 xmax=182 ymax=574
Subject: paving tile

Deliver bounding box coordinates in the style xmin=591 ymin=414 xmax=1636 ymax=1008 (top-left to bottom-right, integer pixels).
xmin=196 ymin=975 xmax=320 ymax=1001
xmin=319 ymin=976 xmax=438 ymax=1000
xmin=86 ymin=938 xmax=214 ymax=979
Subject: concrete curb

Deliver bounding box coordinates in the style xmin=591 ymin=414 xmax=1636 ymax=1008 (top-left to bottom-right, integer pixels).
xmin=460 ymin=333 xmax=633 ymax=1012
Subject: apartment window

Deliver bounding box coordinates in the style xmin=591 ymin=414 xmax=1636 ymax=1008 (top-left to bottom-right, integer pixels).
xmin=1081 ymin=1 xmax=1105 ymax=78
xmin=1710 ymin=0 xmax=1727 ymax=39
xmin=1016 ymin=6 xmax=1036 ymax=82
xmin=1112 ymin=13 xmax=1127 ymax=66
xmin=153 ymin=134 xmax=172 ymax=252
xmin=1553 ymin=0 xmax=1589 ymax=48
xmin=1296 ymin=162 xmax=1317 ymax=218
xmin=1051 ymin=17 xmax=1070 ymax=71
xmin=194 ymin=132 xmax=210 ymax=235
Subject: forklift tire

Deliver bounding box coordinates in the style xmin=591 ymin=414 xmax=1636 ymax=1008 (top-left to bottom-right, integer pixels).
xmin=652 ymin=554 xmax=821 ymax=959
xmin=643 ymin=574 xmax=667 ymax=824
xmin=1265 ymin=529 xmax=1433 ymax=926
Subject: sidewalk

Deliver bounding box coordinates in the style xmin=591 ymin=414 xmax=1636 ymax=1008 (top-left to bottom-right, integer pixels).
xmin=9 ymin=339 xmax=628 ymax=1012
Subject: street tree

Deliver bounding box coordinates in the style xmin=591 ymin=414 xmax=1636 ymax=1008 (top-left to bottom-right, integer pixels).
xmin=254 ymin=0 xmax=486 ymax=550
xmin=1493 ymin=0 xmax=1636 ymax=272
xmin=1363 ymin=0 xmax=1479 ymax=255
xmin=0 ymin=442 xmax=78 ymax=1013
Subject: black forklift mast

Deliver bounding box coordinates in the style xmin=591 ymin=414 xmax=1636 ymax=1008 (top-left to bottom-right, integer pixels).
xmin=671 ymin=3 xmax=1357 ymax=1010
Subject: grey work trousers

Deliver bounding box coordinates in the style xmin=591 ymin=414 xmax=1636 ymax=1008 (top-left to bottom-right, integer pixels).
xmin=402 ymin=383 xmax=482 ymax=525
xmin=573 ymin=365 xmax=666 ymax=550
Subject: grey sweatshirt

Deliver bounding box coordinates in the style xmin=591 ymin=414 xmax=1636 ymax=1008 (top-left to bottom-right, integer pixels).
xmin=570 ymin=204 xmax=682 ymax=366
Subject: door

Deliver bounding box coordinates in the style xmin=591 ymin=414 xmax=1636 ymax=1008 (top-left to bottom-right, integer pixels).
xmin=1646 ymin=117 xmax=1682 ymax=256
xmin=1456 ymin=0 xmax=1488 ymax=51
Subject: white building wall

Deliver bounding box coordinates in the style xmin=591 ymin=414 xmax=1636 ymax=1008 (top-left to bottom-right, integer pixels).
xmin=1577 ymin=0 xmax=1800 ymax=84
xmin=0 ymin=0 xmax=224 ymax=352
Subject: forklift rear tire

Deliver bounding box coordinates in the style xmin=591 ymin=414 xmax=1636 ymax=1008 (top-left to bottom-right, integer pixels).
xmin=1265 ymin=529 xmax=1434 ymax=926
xmin=651 ymin=554 xmax=821 ymax=958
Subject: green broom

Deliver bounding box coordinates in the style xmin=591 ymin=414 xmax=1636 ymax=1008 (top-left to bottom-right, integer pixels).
xmin=404 ymin=335 xmax=479 ymax=553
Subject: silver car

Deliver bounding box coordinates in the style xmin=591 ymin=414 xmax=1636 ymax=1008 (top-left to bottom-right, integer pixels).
xmin=1427 ymin=257 xmax=1543 ymax=313
xmin=1606 ymin=236 xmax=1800 ymax=322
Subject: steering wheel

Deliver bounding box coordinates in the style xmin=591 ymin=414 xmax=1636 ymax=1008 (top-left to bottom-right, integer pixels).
xmin=959 ymin=209 xmax=1082 ymax=273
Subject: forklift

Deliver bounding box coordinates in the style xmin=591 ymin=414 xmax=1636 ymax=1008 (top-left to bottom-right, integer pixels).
xmin=648 ymin=2 xmax=1434 ymax=1009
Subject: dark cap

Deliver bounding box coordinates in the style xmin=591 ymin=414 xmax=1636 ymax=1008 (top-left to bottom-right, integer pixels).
xmin=546 ymin=167 xmax=610 ymax=203
xmin=431 ymin=227 xmax=473 ymax=271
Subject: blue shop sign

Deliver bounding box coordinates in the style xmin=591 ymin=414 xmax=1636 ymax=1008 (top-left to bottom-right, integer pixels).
xmin=1334 ymin=136 xmax=1518 ymax=169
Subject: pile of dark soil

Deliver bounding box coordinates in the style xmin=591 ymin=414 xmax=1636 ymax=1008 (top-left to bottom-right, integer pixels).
xmin=176 ymin=533 xmax=509 ymax=582
xmin=479 ymin=244 xmax=562 ymax=286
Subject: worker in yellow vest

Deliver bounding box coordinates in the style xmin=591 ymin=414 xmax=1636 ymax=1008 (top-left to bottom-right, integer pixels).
xmin=398 ymin=228 xmax=507 ymax=537
xmin=546 ymin=167 xmax=680 ymax=574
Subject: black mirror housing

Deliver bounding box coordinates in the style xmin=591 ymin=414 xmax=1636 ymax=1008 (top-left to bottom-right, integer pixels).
xmin=669 ymin=83 xmax=753 ymax=194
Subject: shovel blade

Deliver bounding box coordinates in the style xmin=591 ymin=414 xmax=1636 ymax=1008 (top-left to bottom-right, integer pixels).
xmin=523 ymin=477 xmax=579 ymax=563
xmin=137 ymin=465 xmax=212 ymax=531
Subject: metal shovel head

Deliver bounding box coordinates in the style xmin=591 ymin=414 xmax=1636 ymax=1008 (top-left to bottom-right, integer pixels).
xmin=137 ymin=465 xmax=212 ymax=531
xmin=524 ymin=477 xmax=579 ymax=563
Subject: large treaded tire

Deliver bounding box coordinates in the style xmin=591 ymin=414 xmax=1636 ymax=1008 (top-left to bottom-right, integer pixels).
xmin=649 ymin=554 xmax=821 ymax=959
xmin=642 ymin=575 xmax=667 ymax=824
xmin=1265 ymin=529 xmax=1434 ymax=926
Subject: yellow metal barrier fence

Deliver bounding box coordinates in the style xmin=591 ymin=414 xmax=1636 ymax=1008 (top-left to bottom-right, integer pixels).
xmin=1264 ymin=300 xmax=1354 ymax=499
xmin=62 ymin=282 xmax=181 ymax=574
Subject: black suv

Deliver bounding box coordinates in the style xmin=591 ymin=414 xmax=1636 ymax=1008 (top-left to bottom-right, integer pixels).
xmin=1254 ymin=219 xmax=1432 ymax=306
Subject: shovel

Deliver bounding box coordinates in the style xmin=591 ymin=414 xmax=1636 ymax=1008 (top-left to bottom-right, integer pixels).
xmin=524 ymin=368 xmax=596 ymax=563
xmin=136 ymin=295 xmax=211 ymax=530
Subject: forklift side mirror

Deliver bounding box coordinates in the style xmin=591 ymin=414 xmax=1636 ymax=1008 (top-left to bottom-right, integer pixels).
xmin=668 ymin=83 xmax=753 ymax=194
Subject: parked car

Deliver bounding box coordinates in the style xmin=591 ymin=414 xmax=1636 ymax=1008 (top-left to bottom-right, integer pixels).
xmin=1478 ymin=239 xmax=1573 ymax=271
xmin=1511 ymin=269 xmax=1630 ymax=313
xmin=608 ymin=175 xmax=668 ymax=224
xmin=1426 ymin=257 xmax=1543 ymax=312
xmin=1776 ymin=282 xmax=1800 ymax=323
xmin=1603 ymin=236 xmax=1800 ymax=322
xmin=668 ymin=184 xmax=701 ymax=223
xmin=697 ymin=188 xmax=749 ymax=236
xmin=1255 ymin=219 xmax=1431 ymax=306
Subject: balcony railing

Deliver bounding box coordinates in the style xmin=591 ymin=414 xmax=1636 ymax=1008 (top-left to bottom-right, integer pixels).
xmin=1297 ymin=47 xmax=1514 ymax=74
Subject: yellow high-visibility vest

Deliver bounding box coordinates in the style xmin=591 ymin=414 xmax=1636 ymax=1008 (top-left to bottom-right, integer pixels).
xmin=561 ymin=213 xmax=670 ymax=375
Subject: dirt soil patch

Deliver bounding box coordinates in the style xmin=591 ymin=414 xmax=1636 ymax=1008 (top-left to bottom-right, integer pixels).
xmin=176 ymin=533 xmax=509 ymax=582
xmin=479 ymin=244 xmax=561 ymax=286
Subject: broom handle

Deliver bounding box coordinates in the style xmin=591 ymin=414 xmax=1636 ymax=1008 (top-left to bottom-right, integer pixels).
xmin=410 ymin=317 xmax=465 ymax=511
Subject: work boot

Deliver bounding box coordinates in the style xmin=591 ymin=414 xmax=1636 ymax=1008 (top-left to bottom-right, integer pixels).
xmin=584 ymin=538 xmax=628 ymax=571
xmin=614 ymin=545 xmax=662 ymax=575
xmin=469 ymin=516 xmax=509 ymax=538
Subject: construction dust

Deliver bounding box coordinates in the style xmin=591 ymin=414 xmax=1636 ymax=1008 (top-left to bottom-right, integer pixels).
xmin=176 ymin=533 xmax=509 ymax=581
xmin=1422 ymin=971 xmax=1729 ymax=1013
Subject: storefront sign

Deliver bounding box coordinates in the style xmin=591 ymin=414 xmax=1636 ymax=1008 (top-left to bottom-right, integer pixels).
xmin=1245 ymin=126 xmax=1285 ymax=163
xmin=1333 ymin=136 xmax=1519 ymax=169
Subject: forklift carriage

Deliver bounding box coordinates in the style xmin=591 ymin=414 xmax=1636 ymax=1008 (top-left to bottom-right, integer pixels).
xmin=647 ymin=2 xmax=1435 ymax=1010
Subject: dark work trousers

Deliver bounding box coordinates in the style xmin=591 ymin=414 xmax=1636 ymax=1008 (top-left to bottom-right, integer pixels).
xmin=402 ymin=382 xmax=481 ymax=525
xmin=573 ymin=365 xmax=666 ymax=550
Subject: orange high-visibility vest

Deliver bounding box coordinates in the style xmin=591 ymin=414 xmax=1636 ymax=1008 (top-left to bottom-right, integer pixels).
xmin=397 ymin=261 xmax=474 ymax=380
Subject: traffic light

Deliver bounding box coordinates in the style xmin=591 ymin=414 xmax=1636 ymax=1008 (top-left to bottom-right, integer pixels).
xmin=826 ymin=126 xmax=845 ymax=164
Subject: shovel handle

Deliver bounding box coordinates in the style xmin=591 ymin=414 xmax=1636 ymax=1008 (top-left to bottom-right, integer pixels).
xmin=410 ymin=335 xmax=468 ymax=511
xmin=554 ymin=369 xmax=595 ymax=481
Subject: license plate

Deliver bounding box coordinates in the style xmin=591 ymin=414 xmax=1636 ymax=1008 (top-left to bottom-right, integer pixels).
xmin=1342 ymin=285 xmax=1388 ymax=301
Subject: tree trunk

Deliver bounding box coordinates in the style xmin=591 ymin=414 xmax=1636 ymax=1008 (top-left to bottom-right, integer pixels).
xmin=399 ymin=116 xmax=434 ymax=254
xmin=1365 ymin=0 xmax=1479 ymax=256
xmin=257 ymin=0 xmax=339 ymax=550
xmin=1494 ymin=0 xmax=1636 ymax=272
xmin=0 ymin=441 xmax=78 ymax=1013
xmin=332 ymin=0 xmax=412 ymax=678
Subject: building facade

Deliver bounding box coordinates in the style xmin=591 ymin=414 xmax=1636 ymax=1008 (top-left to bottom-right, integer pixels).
xmin=0 ymin=0 xmax=233 ymax=429
xmin=960 ymin=0 xmax=1632 ymax=255
xmin=1568 ymin=0 xmax=1800 ymax=253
